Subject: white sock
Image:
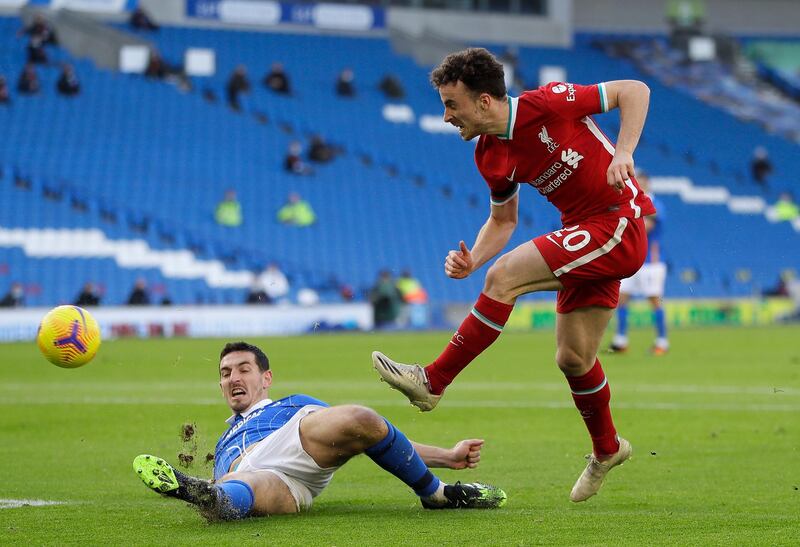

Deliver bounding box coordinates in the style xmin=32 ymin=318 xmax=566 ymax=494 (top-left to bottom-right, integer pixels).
xmin=423 ymin=481 xmax=447 ymax=505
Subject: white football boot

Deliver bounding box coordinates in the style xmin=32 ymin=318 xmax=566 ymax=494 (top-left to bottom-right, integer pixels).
xmin=570 ymin=437 xmax=632 ymax=502
xmin=372 ymin=351 xmax=442 ymax=411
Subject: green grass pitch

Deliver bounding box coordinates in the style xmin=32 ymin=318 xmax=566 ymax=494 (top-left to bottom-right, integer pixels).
xmin=1 ymin=325 xmax=798 ymax=545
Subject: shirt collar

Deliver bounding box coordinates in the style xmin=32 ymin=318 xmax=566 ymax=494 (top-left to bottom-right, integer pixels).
xmin=497 ymin=96 xmax=519 ymax=141
xmin=225 ymin=397 xmax=272 ymax=425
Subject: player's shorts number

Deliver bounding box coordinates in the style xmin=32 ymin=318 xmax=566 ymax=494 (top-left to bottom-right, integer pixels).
xmin=547 ymin=225 xmax=592 ymax=253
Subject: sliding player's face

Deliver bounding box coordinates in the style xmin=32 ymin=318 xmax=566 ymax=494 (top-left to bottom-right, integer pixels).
xmin=439 ymin=81 xmax=489 ymax=141
xmin=219 ymin=350 xmax=273 ymax=413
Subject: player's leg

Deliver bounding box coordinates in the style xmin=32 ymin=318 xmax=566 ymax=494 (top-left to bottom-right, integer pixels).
xmin=645 ymin=263 xmax=669 ymax=354
xmin=425 ymin=240 xmax=561 ymax=392
xmin=609 ymin=291 xmax=631 ymax=352
xmin=133 ymin=454 xmax=263 ymax=520
xmin=557 ymin=305 xmax=619 ymax=455
xmin=298 ymin=405 xmax=506 ymax=509
xmin=218 ymin=470 xmax=298 ymax=516
xmin=373 ymin=240 xmax=561 ymax=409
xmin=648 ymin=295 xmax=668 ymax=354
xmin=555 ymin=306 xmax=631 ymax=502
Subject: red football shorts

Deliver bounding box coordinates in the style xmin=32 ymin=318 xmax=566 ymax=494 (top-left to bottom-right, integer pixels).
xmin=533 ymin=214 xmax=647 ymax=314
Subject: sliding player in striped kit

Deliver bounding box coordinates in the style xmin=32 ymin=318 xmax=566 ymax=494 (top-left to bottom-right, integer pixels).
xmin=373 ymin=48 xmax=654 ymax=502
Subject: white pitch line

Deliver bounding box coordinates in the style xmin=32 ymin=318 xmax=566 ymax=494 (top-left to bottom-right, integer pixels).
xmin=0 ymin=397 xmax=797 ymax=412
xmin=0 ymin=499 xmax=67 ymax=510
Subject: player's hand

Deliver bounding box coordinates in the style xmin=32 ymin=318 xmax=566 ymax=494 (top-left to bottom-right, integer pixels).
xmin=448 ymin=439 xmax=484 ymax=470
xmin=445 ymin=241 xmax=473 ymax=279
xmin=607 ymin=150 xmax=635 ymax=194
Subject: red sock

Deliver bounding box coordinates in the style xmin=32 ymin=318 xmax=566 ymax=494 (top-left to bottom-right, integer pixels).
xmin=566 ymin=359 xmax=620 ymax=457
xmin=425 ymin=293 xmax=514 ymax=394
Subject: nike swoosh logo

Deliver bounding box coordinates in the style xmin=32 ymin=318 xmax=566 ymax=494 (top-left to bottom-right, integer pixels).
xmin=506 ymin=166 xmax=517 ymax=182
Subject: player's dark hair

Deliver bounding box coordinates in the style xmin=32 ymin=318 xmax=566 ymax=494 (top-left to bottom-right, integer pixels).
xmin=220 ymin=341 xmax=270 ymax=372
xmin=430 ymin=48 xmax=506 ymax=99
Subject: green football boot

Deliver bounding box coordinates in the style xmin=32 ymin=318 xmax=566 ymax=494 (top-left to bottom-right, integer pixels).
xmin=421 ymin=481 xmax=507 ymax=510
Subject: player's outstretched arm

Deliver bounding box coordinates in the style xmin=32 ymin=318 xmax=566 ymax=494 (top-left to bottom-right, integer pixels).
xmin=602 ymin=80 xmax=650 ymax=192
xmin=445 ymin=194 xmax=518 ymax=279
xmin=411 ymin=439 xmax=484 ymax=470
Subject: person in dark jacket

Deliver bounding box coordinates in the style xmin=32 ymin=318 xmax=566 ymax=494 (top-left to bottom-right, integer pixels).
xmin=226 ymin=65 xmax=251 ymax=112
xmin=263 ymin=62 xmax=291 ymax=95
xmin=127 ymin=278 xmax=151 ymax=305
xmin=57 ymin=64 xmax=80 ymax=97
xmin=75 ymin=282 xmax=101 ymax=306
xmin=17 ymin=63 xmax=40 ymax=95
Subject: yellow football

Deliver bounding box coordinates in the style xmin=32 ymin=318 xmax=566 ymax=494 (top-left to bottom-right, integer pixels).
xmin=36 ymin=305 xmax=101 ymax=368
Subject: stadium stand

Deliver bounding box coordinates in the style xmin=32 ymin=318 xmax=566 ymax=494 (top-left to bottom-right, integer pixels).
xmin=0 ymin=15 xmax=797 ymax=306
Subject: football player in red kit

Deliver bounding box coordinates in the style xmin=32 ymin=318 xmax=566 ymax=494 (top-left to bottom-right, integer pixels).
xmin=373 ymin=48 xmax=655 ymax=502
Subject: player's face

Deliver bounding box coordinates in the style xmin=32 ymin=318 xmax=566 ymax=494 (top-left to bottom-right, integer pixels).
xmin=439 ymin=81 xmax=489 ymax=141
xmin=219 ymin=351 xmax=272 ymax=413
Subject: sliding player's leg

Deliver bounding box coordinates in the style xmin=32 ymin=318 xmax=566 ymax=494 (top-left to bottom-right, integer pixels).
xmin=133 ymin=454 xmax=269 ymax=520
xmin=298 ymin=405 xmax=506 ymax=509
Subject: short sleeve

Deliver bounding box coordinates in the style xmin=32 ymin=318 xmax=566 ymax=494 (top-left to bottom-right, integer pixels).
xmin=490 ymin=182 xmax=519 ymax=206
xmin=541 ymin=82 xmax=608 ymax=119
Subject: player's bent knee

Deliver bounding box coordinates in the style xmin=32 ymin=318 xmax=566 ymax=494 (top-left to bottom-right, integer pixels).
xmin=341 ymin=405 xmax=387 ymax=441
xmin=555 ymin=348 xmax=591 ymax=376
xmin=483 ymin=259 xmax=512 ymax=300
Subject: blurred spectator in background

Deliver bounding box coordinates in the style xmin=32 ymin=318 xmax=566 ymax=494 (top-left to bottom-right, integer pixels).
xmin=277 ymin=192 xmax=316 ymax=227
xmin=245 ymin=278 xmax=271 ymax=304
xmin=263 ymin=62 xmax=291 ymax=95
xmin=27 ymin=35 xmax=47 ymax=64
xmin=226 ymin=65 xmax=251 ymax=111
xmin=0 ymin=282 xmax=24 ymax=307
xmin=762 ymin=271 xmax=794 ymax=298
xmin=396 ymin=270 xmax=428 ymax=305
xmin=57 ymin=64 xmax=80 ymax=97
xmin=308 ymin=135 xmax=336 ymax=163
xmin=74 ymin=282 xmax=101 ymax=306
xmin=17 ymin=63 xmax=40 ymax=95
xmin=774 ymin=192 xmax=799 ymax=222
xmin=396 ymin=269 xmax=429 ymax=328
xmin=335 ymin=68 xmax=355 ymax=97
xmin=378 ymin=74 xmax=405 ymax=99
xmin=215 ymin=189 xmax=243 ymax=227
xmin=145 ymin=51 xmax=167 ymax=80
xmin=127 ymin=278 xmax=150 ymax=305
xmin=284 ymin=141 xmax=313 ymax=175
xmin=257 ymin=263 xmax=290 ymax=303
xmin=750 ymin=146 xmax=772 ymax=190
xmin=19 ymin=14 xmax=57 ymax=45
xmin=297 ymin=288 xmax=320 ymax=306
xmin=0 ymin=76 xmax=9 ymax=105
xmin=130 ymin=7 xmax=159 ymax=31
xmin=666 ymin=0 xmax=704 ymax=48
xmin=369 ymin=270 xmax=403 ymax=329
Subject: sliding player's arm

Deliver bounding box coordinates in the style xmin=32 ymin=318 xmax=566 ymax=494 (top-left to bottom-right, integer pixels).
xmin=411 ymin=439 xmax=484 ymax=470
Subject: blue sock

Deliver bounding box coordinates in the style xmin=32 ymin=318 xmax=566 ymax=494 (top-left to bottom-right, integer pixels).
xmin=365 ymin=419 xmax=440 ymax=498
xmin=653 ymin=308 xmax=667 ymax=339
xmin=617 ymin=305 xmax=629 ymax=337
xmin=217 ymin=480 xmax=254 ymax=520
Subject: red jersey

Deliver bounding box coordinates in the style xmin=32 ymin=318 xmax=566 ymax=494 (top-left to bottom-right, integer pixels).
xmin=475 ymin=82 xmax=655 ymax=225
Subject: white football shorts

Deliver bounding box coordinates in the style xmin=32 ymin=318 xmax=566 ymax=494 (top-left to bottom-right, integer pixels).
xmin=233 ymin=405 xmax=339 ymax=511
xmin=620 ymin=261 xmax=667 ymax=298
